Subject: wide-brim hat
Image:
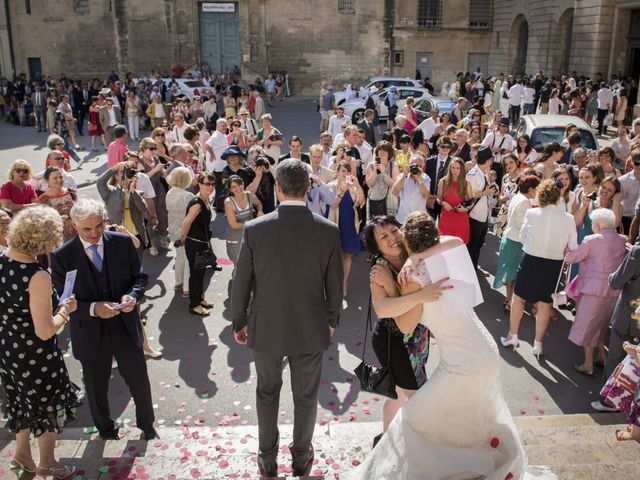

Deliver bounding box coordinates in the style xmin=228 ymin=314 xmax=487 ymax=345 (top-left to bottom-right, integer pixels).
xmin=221 ymin=146 xmax=246 ymax=160
xmin=238 ymin=108 xmax=249 ymax=115
xmin=99 ymin=88 xmax=111 ymax=96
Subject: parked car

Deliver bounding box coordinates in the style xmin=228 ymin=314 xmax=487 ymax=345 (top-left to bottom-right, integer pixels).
xmin=414 ymin=97 xmax=472 ymax=123
xmin=342 ymin=86 xmax=434 ymax=124
xmin=334 ymin=76 xmax=423 ymax=105
xmin=513 ymin=115 xmax=599 ymax=152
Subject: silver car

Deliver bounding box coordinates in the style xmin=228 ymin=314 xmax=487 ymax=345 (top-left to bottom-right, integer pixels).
xmin=513 ymin=115 xmax=599 ymax=152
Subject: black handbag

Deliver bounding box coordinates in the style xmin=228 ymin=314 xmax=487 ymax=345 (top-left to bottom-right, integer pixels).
xmin=354 ymin=294 xmax=397 ymax=399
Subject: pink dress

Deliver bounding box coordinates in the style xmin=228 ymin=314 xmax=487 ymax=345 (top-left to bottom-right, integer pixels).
xmin=404 ymin=107 xmax=417 ymax=134
xmin=565 ymin=229 xmax=627 ymax=347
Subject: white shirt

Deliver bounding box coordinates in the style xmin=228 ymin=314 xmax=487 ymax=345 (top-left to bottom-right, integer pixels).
xmin=523 ymin=87 xmax=536 ymax=104
xmin=135 ymin=172 xmax=156 ymax=199
xmin=520 ymin=205 xmax=577 ymax=260
xmin=328 ymin=115 xmax=348 ymax=138
xmin=619 ymin=171 xmax=640 ymax=217
xmin=503 ymin=193 xmax=532 ymax=243
xmin=597 ymin=88 xmax=613 ymax=110
xmin=322 ymin=149 xmax=332 ymax=168
xmin=355 ymin=142 xmax=373 ymax=165
xmin=166 ymin=187 xmax=195 ymax=241
xmin=107 ymin=107 xmax=117 ymax=127
xmin=508 ymin=84 xmax=524 ymax=106
xmin=173 ymin=124 xmax=187 ymax=143
xmin=417 ymin=117 xmax=438 ymax=142
xmin=466 ymin=165 xmax=490 ymax=222
xmin=154 ymin=103 xmax=165 ymax=118
xmin=481 ymin=131 xmax=514 ymax=164
xmin=206 ymin=131 xmax=230 ymax=172
xmin=396 ymin=173 xmax=431 ymax=224
xmin=549 ymin=97 xmax=562 ymax=115
xmin=279 ymin=200 xmax=307 ymax=207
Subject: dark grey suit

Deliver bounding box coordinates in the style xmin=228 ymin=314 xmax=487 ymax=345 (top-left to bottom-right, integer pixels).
xmin=602 ymin=245 xmax=640 ymax=383
xmin=357 ymin=118 xmax=376 ymax=146
xmin=230 ymin=204 xmax=343 ymax=465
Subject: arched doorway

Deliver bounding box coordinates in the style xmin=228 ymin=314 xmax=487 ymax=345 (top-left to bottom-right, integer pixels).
xmin=511 ymin=15 xmax=529 ymax=74
xmin=558 ymin=9 xmax=575 ymax=75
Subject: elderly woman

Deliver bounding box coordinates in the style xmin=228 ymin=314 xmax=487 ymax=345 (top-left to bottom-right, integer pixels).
xmin=166 ymin=167 xmax=195 ymax=297
xmin=0 ymin=159 xmax=37 ymax=213
xmin=0 ymin=206 xmax=80 ymax=479
xmin=493 ymin=175 xmax=540 ymax=311
xmin=256 ymin=113 xmax=284 ymax=161
xmin=37 ymin=166 xmax=77 ymax=242
xmin=501 ymin=179 xmax=578 ymax=358
xmin=125 ymin=90 xmax=142 ymax=141
xmin=565 ymin=208 xmax=627 ymax=376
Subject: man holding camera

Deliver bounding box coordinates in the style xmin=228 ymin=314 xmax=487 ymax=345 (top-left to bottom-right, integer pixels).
xmin=481 ymin=118 xmax=514 ymax=187
xmin=392 ymin=153 xmax=431 ymax=224
xmin=466 ymin=146 xmax=498 ymax=276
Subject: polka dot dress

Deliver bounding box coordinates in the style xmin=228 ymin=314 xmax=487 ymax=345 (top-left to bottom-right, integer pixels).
xmin=0 ymin=254 xmax=80 ymax=436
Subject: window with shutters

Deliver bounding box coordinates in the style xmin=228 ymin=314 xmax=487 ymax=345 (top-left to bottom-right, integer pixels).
xmin=338 ymin=0 xmax=354 ymax=13
xmin=74 ymin=0 xmax=91 ymax=15
xmin=469 ymin=0 xmax=493 ymax=31
xmin=417 ymin=0 xmax=442 ymax=29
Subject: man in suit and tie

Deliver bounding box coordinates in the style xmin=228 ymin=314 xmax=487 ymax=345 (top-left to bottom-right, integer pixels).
xmin=424 ymin=136 xmax=453 ymax=218
xmin=78 ymin=81 xmax=91 ymax=135
xmin=32 ymin=84 xmax=47 ymax=132
xmin=51 ymin=198 xmax=157 ymax=441
xmin=356 ymin=109 xmax=376 ymax=146
xmin=99 ymin=97 xmax=122 ymax=145
xmin=231 ymin=159 xmax=343 ymax=477
xmin=279 ymin=135 xmax=310 ymax=164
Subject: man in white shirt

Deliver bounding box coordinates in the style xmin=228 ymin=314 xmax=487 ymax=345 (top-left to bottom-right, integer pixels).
xmin=597 ymin=82 xmax=614 ymax=135
xmin=205 ymin=118 xmax=230 ymax=211
xmin=392 ymin=154 xmax=430 ymax=224
xmin=522 ymin=81 xmax=536 ymax=115
xmin=328 ymin=106 xmax=348 ymax=139
xmin=355 ymin=129 xmax=373 ymax=166
xmin=203 ymin=95 xmax=218 ymax=126
xmin=508 ymin=79 xmax=525 ymax=126
xmin=417 ymin=107 xmax=439 ymax=150
xmin=466 ymin=146 xmax=498 ymax=275
xmin=320 ymin=132 xmax=333 ymax=168
xmin=481 ymin=118 xmax=514 ymax=187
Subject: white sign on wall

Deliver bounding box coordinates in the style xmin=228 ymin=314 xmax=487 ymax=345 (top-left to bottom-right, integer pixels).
xmin=202 ymin=3 xmax=235 ymax=12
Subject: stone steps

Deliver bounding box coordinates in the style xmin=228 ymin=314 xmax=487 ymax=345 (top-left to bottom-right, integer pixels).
xmin=0 ymin=414 xmax=638 ymax=479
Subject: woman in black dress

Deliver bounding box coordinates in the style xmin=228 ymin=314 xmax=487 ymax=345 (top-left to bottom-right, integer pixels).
xmin=180 ymin=171 xmax=218 ymax=316
xmin=0 ymin=205 xmax=80 ymax=478
xmin=363 ymin=216 xmax=450 ymax=444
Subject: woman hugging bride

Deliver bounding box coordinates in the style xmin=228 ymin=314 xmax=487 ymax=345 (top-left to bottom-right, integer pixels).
xmin=354 ymin=211 xmax=554 ymax=480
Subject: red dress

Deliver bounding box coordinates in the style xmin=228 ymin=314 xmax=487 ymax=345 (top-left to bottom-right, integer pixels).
xmin=438 ymin=181 xmax=470 ymax=244
xmin=88 ymin=108 xmax=104 ymax=136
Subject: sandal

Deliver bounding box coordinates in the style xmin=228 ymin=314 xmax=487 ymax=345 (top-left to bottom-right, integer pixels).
xmin=573 ymin=363 xmax=596 ymax=377
xmin=174 ymin=283 xmax=183 ymax=291
xmin=615 ymin=429 xmax=636 ymax=441
xmin=200 ymin=300 xmax=214 ymax=309
xmin=503 ymin=300 xmax=511 ymax=312
xmin=190 ymin=307 xmax=210 ymax=316
xmin=36 ymin=465 xmax=77 ymax=479
xmin=182 ymin=291 xmax=190 ymax=298
xmin=10 ymin=458 xmax=36 ymax=474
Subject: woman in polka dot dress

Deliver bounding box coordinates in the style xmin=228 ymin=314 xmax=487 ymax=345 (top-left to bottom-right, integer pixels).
xmin=0 ymin=206 xmax=80 ymax=479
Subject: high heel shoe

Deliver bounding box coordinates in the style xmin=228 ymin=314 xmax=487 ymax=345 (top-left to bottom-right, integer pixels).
xmin=532 ymin=341 xmax=543 ymax=360
xmin=500 ymin=335 xmax=519 ymax=350
xmin=10 ymin=458 xmax=36 ymax=474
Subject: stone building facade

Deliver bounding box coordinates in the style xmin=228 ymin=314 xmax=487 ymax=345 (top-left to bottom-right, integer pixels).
xmin=0 ymin=0 xmax=636 ymax=95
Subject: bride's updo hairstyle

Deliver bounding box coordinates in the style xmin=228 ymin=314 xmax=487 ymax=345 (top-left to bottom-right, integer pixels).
xmin=402 ymin=211 xmax=440 ymax=254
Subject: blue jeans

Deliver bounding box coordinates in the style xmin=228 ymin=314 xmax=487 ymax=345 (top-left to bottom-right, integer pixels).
xmin=64 ymin=137 xmax=82 ymax=163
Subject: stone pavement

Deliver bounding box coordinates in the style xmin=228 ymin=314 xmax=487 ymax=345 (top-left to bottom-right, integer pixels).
xmin=1 ymin=413 xmax=639 ymax=479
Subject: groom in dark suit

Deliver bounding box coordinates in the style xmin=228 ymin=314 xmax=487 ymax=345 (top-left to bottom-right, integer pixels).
xmin=51 ymin=198 xmax=156 ymax=440
xmin=231 ymin=159 xmax=343 ymax=477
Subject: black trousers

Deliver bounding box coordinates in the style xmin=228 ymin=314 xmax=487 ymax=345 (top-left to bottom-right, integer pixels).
xmin=81 ymin=333 xmax=154 ymax=436
xmin=185 ymin=239 xmax=208 ymax=309
xmin=467 ymin=218 xmax=488 ymax=269
xmin=492 ymin=162 xmax=504 ymax=190
xmin=509 ymin=105 xmax=521 ymax=126
xmin=213 ymin=171 xmax=225 ymax=212
xmin=597 ymin=108 xmax=609 ymax=135
xmin=622 ymin=216 xmax=633 ymax=236
xmin=253 ymin=350 xmax=323 ymax=464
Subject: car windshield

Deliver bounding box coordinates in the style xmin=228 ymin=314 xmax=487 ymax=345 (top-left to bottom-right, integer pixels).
xmin=530 ymin=127 xmax=597 ymax=151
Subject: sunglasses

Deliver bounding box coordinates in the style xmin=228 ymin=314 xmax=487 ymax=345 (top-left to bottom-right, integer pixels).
xmin=51 ymin=156 xmax=65 ymax=161
xmin=439 ymin=145 xmax=451 ymax=150
xmin=201 ymin=182 xmax=215 ymax=187
xmin=56 ymin=142 xmax=64 ymax=146
xmin=155 ymin=133 xmax=165 ymax=137
xmin=148 ymin=147 xmax=158 ymax=151
xmin=14 ymin=168 xmax=29 ymax=174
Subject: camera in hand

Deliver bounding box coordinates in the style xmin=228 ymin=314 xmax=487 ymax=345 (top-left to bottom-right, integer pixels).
xmin=459 ymin=199 xmax=474 ymax=208
xmin=125 ymin=168 xmax=138 ymax=179
xmin=409 ymin=165 xmax=421 ymax=175
xmin=374 ymin=158 xmax=381 ymax=165
xmin=174 ymin=239 xmax=183 ymax=247
xmin=108 ymin=225 xmax=117 ymax=232
xmin=254 ymin=157 xmax=270 ymax=168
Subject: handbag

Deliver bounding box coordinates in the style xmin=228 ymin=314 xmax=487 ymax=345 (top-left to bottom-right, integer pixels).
xmin=354 ymin=294 xmax=398 ymax=399
xmin=551 ymin=260 xmax=568 ymax=308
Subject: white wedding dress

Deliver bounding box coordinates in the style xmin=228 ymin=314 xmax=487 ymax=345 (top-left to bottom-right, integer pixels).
xmin=354 ymin=259 xmax=531 ymax=480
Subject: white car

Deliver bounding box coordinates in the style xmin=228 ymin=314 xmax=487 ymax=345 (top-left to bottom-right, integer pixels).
xmin=131 ymin=78 xmax=207 ymax=101
xmin=513 ymin=115 xmax=599 ymax=153
xmin=334 ymin=77 xmax=423 ymax=105
xmin=342 ymin=87 xmax=434 ymax=124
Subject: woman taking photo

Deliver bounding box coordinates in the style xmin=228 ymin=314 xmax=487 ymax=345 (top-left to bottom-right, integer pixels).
xmin=363 ymin=215 xmax=449 ymax=444
xmin=37 ymin=166 xmax=76 ymax=242
xmin=365 ymin=141 xmax=400 ymax=220
xmin=0 ymin=159 xmax=37 ymax=213
xmin=224 ymin=175 xmax=263 ymax=267
xmin=493 ymin=153 xmax=521 ymax=237
xmin=1 ymin=206 xmax=80 ymax=479
xmin=88 ymin=96 xmax=106 ymax=151
xmin=139 ymin=138 xmax=170 ymax=254
xmin=493 ymin=175 xmax=540 ymax=312
xmin=328 ymin=161 xmax=365 ymax=297
xmin=515 ymin=134 xmax=538 ymax=168
xmin=181 ymin=172 xmax=217 ymax=316
xmin=565 ymin=208 xmax=627 ymax=377
xmin=534 ymin=142 xmax=564 ymax=180
xmin=436 ymin=157 xmax=472 ymax=243
xmin=166 ymin=167 xmax=194 ymax=298
xmin=501 ymin=179 xmax=578 ymax=358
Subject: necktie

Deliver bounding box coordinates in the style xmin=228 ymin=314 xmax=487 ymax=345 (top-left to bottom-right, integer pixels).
xmin=436 ymin=160 xmax=444 ymax=180
xmin=89 ymin=244 xmax=103 ymax=271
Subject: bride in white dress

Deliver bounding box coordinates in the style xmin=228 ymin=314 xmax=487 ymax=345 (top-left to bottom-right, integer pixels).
xmin=354 ymin=212 xmax=527 ymax=480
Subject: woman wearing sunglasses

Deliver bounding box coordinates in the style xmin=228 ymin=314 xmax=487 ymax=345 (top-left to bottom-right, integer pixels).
xmin=0 ymin=160 xmax=37 ymax=213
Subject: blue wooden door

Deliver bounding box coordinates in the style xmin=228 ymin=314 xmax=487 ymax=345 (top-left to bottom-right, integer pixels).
xmin=199 ymin=3 xmax=240 ymax=75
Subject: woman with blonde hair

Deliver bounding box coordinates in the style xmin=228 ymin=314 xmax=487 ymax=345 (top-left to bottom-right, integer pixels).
xmin=0 ymin=205 xmax=80 ymax=479
xmin=166 ymin=167 xmax=195 ymax=297
xmin=329 ymin=160 xmax=365 ymax=297
xmin=436 ymin=157 xmax=472 ymax=243
xmin=0 ymin=159 xmax=37 ymax=213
